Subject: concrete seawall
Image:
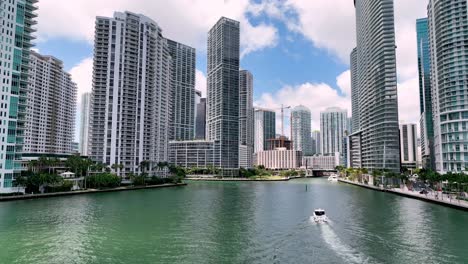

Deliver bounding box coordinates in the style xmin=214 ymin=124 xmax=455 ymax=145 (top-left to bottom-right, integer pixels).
xmin=339 ymin=179 xmax=468 ymax=212
xmin=0 ymin=183 xmax=187 ymax=202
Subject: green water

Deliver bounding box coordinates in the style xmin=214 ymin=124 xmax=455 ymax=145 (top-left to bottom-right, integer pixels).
xmin=0 ymin=179 xmax=467 ymax=264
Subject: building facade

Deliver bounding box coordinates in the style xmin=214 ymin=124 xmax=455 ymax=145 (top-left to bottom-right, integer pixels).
xmin=239 ymin=70 xmax=254 ymax=168
xmin=428 ymin=0 xmax=468 ymax=172
xmin=24 ymin=51 xmax=77 ymax=155
xmin=312 ymin=130 xmax=321 ymax=155
xmin=167 ymin=39 xmax=196 ymax=141
xmin=195 ymin=98 xmax=206 ymax=140
xmin=0 ymin=0 xmax=37 ymax=192
xmin=256 ymin=149 xmax=302 ymax=170
xmin=302 ymin=153 xmax=340 ymax=171
xmin=80 ymin=92 xmax=91 ymax=156
xmin=350 ymin=47 xmax=359 ymax=133
xmin=291 ymin=105 xmax=313 ymax=156
xmin=417 ymin=17 xmax=435 ymax=170
xmin=353 ymin=0 xmax=400 ymax=171
xmin=400 ymin=123 xmax=418 ymax=169
xmin=320 ymin=107 xmax=348 ymax=155
xmin=206 ymin=17 xmax=240 ymax=176
xmin=89 ymin=12 xmax=172 ymax=176
xmin=169 ymin=140 xmax=219 ymax=169
xmin=254 ymin=108 xmax=276 ymax=153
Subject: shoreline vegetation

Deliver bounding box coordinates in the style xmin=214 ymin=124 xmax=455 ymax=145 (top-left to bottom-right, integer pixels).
xmin=335 ymin=166 xmax=468 ymax=211
xmin=0 ymin=183 xmax=186 ymax=202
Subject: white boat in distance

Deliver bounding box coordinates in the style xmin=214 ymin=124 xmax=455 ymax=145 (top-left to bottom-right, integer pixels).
xmin=312 ymin=209 xmax=328 ymax=223
xmin=328 ymin=174 xmax=338 ymax=182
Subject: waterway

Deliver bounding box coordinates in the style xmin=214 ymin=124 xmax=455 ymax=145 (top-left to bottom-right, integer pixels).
xmin=0 ymin=179 xmax=467 ymax=263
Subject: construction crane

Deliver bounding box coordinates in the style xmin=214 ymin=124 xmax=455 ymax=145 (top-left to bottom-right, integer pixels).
xmin=273 ymin=104 xmax=291 ymax=137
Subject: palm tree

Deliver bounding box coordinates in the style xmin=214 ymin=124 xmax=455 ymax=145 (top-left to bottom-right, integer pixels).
xmin=139 ymin=160 xmax=150 ymax=175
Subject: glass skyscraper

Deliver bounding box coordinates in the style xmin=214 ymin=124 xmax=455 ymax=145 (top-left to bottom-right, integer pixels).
xmin=206 ymin=17 xmax=240 ymax=176
xmin=428 ymin=0 xmax=468 ymax=172
xmin=352 ymin=0 xmax=400 ymax=172
xmin=0 ymin=0 xmax=37 ymax=193
xmin=320 ymin=107 xmax=348 ymax=155
xmin=254 ymin=108 xmax=276 ymax=153
xmin=416 ymin=17 xmax=434 ymax=170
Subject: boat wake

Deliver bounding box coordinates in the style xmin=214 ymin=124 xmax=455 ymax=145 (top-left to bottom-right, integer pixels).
xmin=319 ymin=224 xmax=375 ymax=264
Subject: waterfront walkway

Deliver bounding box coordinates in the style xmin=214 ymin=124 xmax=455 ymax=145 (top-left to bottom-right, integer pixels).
xmin=339 ymin=179 xmax=468 ymax=211
xmin=0 ymin=183 xmax=187 ymax=202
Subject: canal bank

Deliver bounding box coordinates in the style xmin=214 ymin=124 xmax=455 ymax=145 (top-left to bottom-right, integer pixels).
xmin=185 ymin=177 xmax=291 ymax=181
xmin=0 ymin=183 xmax=187 ymax=202
xmin=339 ymin=179 xmax=468 ymax=211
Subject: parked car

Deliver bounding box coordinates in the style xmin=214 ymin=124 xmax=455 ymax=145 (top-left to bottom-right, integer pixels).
xmin=420 ymin=189 xmax=428 ymax=194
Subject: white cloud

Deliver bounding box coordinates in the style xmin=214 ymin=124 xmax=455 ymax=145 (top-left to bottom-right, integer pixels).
xmin=195 ymin=69 xmax=207 ymax=97
xmin=397 ymin=77 xmax=420 ymax=125
xmin=36 ymin=0 xmax=278 ymax=57
xmin=69 ymin=57 xmax=93 ymax=103
xmin=255 ymin=70 xmax=351 ymax=135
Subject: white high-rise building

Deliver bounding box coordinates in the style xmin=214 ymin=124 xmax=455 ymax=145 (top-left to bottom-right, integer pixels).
xmin=80 ymin=93 xmax=91 ymax=156
xmin=400 ymin=123 xmax=418 ymax=169
xmin=239 ymin=70 xmax=254 ymax=168
xmin=320 ymin=107 xmax=348 ymax=155
xmin=0 ymin=0 xmax=37 ymax=193
xmin=167 ymin=39 xmax=196 ymax=141
xmin=352 ymin=0 xmax=400 ymax=171
xmin=24 ymin=51 xmax=77 ymax=155
xmin=428 ymin=0 xmax=468 ymax=173
xmin=89 ymin=12 xmax=173 ymax=176
xmin=291 ymin=105 xmax=313 ymax=156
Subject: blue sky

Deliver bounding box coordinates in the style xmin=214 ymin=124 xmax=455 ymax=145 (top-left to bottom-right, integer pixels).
xmin=35 ymin=0 xmax=426 ymax=140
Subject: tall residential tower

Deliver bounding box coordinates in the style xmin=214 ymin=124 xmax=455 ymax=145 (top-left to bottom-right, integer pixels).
xmin=167 ymin=39 xmax=196 ymax=141
xmin=320 ymin=107 xmax=347 ymax=155
xmin=89 ymin=12 xmax=172 ymax=176
xmin=428 ymin=0 xmax=468 ymax=172
xmin=24 ymin=51 xmax=77 ymax=155
xmin=254 ymin=108 xmax=276 ymax=153
xmin=0 ymin=0 xmax=37 ymax=193
xmin=206 ymin=17 xmax=240 ymax=176
xmin=291 ymin=105 xmax=313 ymax=156
xmin=239 ymin=70 xmax=254 ymax=168
xmin=80 ymin=92 xmax=91 ymax=156
xmin=352 ymin=0 xmax=400 ymax=171
xmin=416 ymin=18 xmax=434 ymax=170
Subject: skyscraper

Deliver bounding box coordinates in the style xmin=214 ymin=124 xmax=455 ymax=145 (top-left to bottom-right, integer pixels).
xmin=399 ymin=123 xmax=418 ymax=169
xmin=239 ymin=70 xmax=254 ymax=168
xmin=206 ymin=17 xmax=240 ymax=176
xmin=89 ymin=12 xmax=172 ymax=176
xmin=0 ymin=0 xmax=37 ymax=193
xmin=352 ymin=0 xmax=400 ymax=171
xmin=320 ymin=107 xmax=347 ymax=155
xmin=350 ymin=47 xmax=359 ymax=133
xmin=80 ymin=93 xmax=91 ymax=156
xmin=195 ymin=98 xmax=206 ymax=140
xmin=312 ymin=130 xmax=321 ymax=155
xmin=291 ymin=105 xmax=313 ymax=156
xmin=167 ymin=39 xmax=196 ymax=141
xmin=254 ymin=108 xmax=276 ymax=153
xmin=428 ymin=0 xmax=468 ymax=172
xmin=417 ymin=17 xmax=434 ymax=170
xmin=24 ymin=51 xmax=77 ymax=155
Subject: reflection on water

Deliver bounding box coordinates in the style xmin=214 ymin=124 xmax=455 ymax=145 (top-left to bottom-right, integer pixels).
xmin=0 ymin=179 xmax=467 ymax=264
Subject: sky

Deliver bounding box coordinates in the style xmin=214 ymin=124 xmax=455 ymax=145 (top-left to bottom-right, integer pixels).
xmin=34 ymin=0 xmax=427 ymax=141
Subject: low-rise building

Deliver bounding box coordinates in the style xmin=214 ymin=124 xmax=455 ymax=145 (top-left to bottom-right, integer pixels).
xmin=168 ymin=140 xmax=220 ymax=169
xmin=255 ymin=148 xmax=302 ymax=170
xmin=302 ymin=153 xmax=340 ymax=171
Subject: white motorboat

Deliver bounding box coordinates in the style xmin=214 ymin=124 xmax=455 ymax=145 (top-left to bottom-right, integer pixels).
xmin=327 ymin=174 xmax=338 ymax=182
xmin=312 ymin=209 xmax=328 ymax=223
